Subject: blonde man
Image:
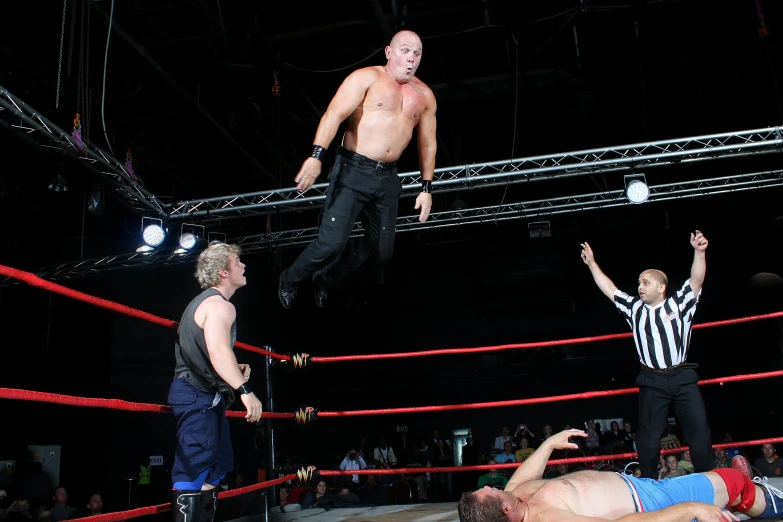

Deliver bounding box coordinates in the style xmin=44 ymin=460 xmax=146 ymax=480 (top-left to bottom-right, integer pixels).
xmin=169 ymin=243 xmax=263 ymax=522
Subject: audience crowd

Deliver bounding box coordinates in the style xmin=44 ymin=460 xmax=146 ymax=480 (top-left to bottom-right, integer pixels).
xmin=1 ymin=417 xmax=778 ymax=519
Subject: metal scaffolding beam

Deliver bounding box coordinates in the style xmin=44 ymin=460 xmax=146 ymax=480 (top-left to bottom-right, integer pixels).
xmin=168 ymin=126 xmax=783 ymax=221
xmin=28 ymin=169 xmax=783 ymax=280
xmin=0 ymin=86 xmax=167 ymax=217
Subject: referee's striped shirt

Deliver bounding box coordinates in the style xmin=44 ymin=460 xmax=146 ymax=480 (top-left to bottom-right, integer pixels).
xmin=613 ymin=279 xmax=701 ymax=369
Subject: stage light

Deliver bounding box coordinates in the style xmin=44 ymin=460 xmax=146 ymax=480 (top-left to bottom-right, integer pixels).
xmin=625 ymin=174 xmax=649 ymax=204
xmin=136 ymin=217 xmax=166 ymax=253
xmin=173 ymin=224 xmax=206 ymax=255
xmin=142 ymin=223 xmax=166 ymax=246
xmin=48 ymin=175 xmax=68 ymax=193
xmin=179 ymin=232 xmax=197 ymax=250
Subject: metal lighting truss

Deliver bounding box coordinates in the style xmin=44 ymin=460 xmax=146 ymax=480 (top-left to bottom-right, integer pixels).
xmin=0 ymin=86 xmax=167 ymax=217
xmin=168 ymin=126 xmax=783 ymax=221
xmin=29 ymin=169 xmax=783 ymax=280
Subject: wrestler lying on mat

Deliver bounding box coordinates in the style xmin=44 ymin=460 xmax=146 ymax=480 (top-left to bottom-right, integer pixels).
xmin=458 ymin=429 xmax=783 ymax=522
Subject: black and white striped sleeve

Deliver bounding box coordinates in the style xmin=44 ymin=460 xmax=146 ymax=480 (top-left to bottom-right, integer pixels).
xmin=674 ymin=279 xmax=701 ymax=315
xmin=613 ymin=289 xmax=637 ymax=318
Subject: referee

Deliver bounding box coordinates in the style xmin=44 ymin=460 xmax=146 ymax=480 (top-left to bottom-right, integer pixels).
xmin=580 ymin=230 xmax=711 ymax=479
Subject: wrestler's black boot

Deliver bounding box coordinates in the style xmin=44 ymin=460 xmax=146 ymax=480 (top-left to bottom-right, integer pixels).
xmin=200 ymin=488 xmax=219 ymax=522
xmin=171 ymin=489 xmax=201 ymax=522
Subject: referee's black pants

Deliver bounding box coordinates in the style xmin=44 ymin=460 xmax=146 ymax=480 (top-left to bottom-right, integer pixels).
xmin=635 ymin=366 xmax=713 ymax=479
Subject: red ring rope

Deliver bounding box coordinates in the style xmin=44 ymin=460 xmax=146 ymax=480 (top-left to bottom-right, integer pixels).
xmin=310 ymin=310 xmax=783 ymax=363
xmin=1 ymin=263 xmax=780 ymax=364
xmin=3 ymin=369 xmax=781 ymax=418
xmin=316 ymin=437 xmax=783 ymax=476
xmin=0 ymin=264 xmax=287 ymax=360
xmin=67 ymin=474 xmax=296 ymax=522
xmin=0 ymin=387 xmax=295 ymax=419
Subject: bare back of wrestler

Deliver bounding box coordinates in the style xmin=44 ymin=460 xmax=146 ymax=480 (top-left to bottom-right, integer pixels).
xmin=460 ymin=430 xmax=750 ymax=522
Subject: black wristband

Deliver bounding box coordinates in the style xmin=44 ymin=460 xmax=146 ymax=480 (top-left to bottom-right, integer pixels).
xmin=311 ymin=144 xmax=327 ymax=162
xmin=234 ymin=383 xmax=252 ymax=396
xmin=421 ymin=179 xmax=432 ymax=193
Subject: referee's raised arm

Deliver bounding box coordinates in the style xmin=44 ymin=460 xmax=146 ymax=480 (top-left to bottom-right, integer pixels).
xmin=688 ymin=230 xmax=708 ymax=296
xmin=580 ymin=242 xmax=618 ymax=300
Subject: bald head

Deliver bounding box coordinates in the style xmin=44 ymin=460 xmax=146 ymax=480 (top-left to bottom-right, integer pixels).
xmin=390 ymin=30 xmax=421 ymax=48
xmin=641 ymin=269 xmax=668 ymax=287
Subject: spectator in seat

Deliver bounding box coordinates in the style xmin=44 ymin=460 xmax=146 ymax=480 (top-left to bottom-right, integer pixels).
xmin=49 ymin=487 xmax=77 ymax=522
xmin=85 ymin=493 xmax=103 ymax=516
xmin=584 ymin=420 xmax=600 ymax=450
xmin=339 ymin=448 xmax=367 ymax=486
xmin=556 ymin=464 xmax=569 ymax=477
xmin=302 ymin=480 xmax=328 ymax=509
xmin=541 ymin=424 xmax=554 ymax=444
xmin=678 ymin=449 xmax=695 ymax=474
xmin=754 ymin=443 xmax=783 ymax=478
xmin=513 ymin=423 xmax=536 ymax=447
xmin=476 ymin=460 xmax=508 ymax=489
xmin=358 ymin=475 xmax=384 ymax=505
xmin=493 ymin=426 xmax=514 ymax=451
xmin=272 ymin=484 xmax=301 ymax=513
xmin=514 ymin=437 xmax=535 ymax=463
xmin=495 ymin=441 xmax=516 ymax=464
xmin=601 ymin=421 xmax=627 ymax=450
xmin=713 ymin=447 xmax=730 ymax=469
xmin=374 ymin=437 xmax=398 ymax=468
xmin=623 ymin=421 xmax=637 ymax=450
xmin=5 ymin=499 xmax=33 ymax=522
xmin=658 ymin=454 xmax=687 ymax=479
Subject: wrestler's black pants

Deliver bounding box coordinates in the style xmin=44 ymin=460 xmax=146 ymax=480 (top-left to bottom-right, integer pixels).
xmin=282 ymin=148 xmax=402 ymax=291
xmin=635 ymin=366 xmax=713 ymax=478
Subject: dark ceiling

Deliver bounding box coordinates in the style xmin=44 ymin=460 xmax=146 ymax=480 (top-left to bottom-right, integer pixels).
xmin=1 ymin=0 xmax=782 ymax=270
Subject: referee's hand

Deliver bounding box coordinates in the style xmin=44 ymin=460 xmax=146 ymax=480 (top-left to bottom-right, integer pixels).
xmin=690 ymin=230 xmax=708 ymax=251
xmin=580 ymin=242 xmax=595 ymax=265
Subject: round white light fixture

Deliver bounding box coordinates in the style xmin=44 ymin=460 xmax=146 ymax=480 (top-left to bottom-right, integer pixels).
xmin=179 ymin=232 xmax=197 ymax=250
xmin=626 ymin=180 xmax=650 ymax=204
xmin=142 ymin=224 xmax=166 ymax=246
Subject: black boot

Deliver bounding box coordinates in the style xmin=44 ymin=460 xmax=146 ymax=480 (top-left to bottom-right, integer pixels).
xmin=200 ymin=489 xmax=219 ymax=522
xmin=171 ymin=490 xmax=201 ymax=522
xmin=278 ymin=274 xmax=297 ymax=309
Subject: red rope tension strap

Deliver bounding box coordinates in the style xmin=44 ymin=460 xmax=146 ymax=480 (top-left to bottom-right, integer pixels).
xmin=0 ymin=264 xmax=287 ymax=361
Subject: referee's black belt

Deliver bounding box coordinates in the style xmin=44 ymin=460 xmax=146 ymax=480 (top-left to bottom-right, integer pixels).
xmin=338 ymin=147 xmax=396 ymax=171
xmin=642 ymin=362 xmax=699 ymax=374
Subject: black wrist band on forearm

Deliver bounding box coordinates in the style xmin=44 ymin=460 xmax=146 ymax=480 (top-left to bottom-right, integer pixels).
xmin=421 ymin=179 xmax=432 ymax=193
xmin=311 ymin=144 xmax=326 ymax=162
xmin=234 ymin=383 xmax=252 ymax=396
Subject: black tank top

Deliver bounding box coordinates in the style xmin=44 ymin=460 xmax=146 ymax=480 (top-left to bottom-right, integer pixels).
xmin=174 ymin=288 xmax=237 ymax=406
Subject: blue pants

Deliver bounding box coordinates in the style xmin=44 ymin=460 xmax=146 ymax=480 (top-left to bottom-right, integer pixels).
xmin=168 ymin=377 xmax=233 ymax=488
xmin=620 ymin=473 xmax=714 ymax=512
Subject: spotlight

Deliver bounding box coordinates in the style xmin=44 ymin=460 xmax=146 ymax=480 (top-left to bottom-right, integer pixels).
xmin=142 ymin=223 xmax=166 ymax=247
xmin=624 ymin=174 xmax=649 ymax=204
xmin=173 ymin=224 xmax=206 ymax=255
xmin=48 ymin=175 xmax=68 ymax=193
xmin=136 ymin=217 xmax=166 ymax=253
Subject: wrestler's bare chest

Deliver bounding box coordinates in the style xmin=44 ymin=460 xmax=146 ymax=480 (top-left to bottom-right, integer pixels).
xmin=363 ymin=79 xmax=427 ymax=123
